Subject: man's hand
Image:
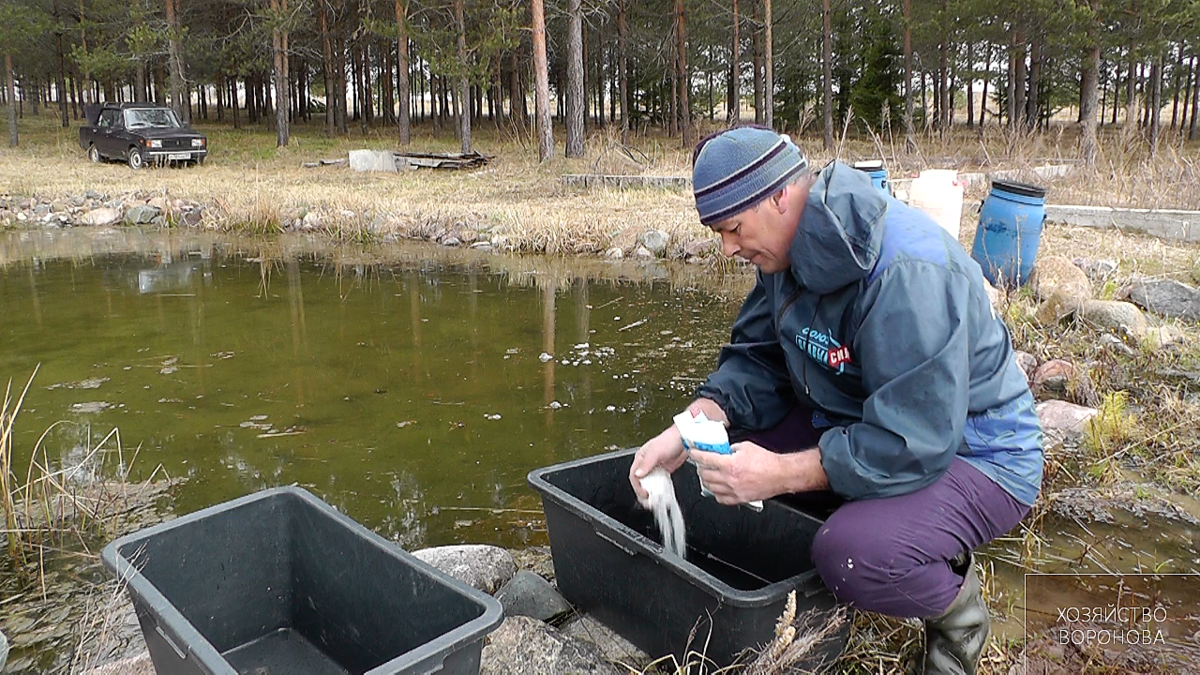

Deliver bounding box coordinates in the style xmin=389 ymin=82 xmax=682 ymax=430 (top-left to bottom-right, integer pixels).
xmin=629 ymin=398 xmax=728 ymax=502
xmin=629 ymin=426 xmax=688 ymax=503
xmin=690 ymin=442 xmax=829 ymax=505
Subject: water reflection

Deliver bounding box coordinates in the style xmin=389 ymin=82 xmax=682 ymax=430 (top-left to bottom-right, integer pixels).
xmin=0 ymin=228 xmax=736 ymax=550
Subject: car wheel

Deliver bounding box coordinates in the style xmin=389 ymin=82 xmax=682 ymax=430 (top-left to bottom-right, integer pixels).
xmin=87 ymin=145 xmax=101 ymax=163
xmin=128 ymin=147 xmax=145 ymax=170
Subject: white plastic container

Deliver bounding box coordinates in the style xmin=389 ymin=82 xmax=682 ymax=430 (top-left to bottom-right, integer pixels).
xmin=908 ymin=169 xmax=965 ymax=241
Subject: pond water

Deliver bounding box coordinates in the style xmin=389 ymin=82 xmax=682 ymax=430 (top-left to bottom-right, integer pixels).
xmin=1 ymin=228 xmax=737 ymax=553
xmin=2 ymin=227 xmax=1199 ymax=671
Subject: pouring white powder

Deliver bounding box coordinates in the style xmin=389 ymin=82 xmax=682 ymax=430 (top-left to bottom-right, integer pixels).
xmin=638 ymin=467 xmax=686 ymax=558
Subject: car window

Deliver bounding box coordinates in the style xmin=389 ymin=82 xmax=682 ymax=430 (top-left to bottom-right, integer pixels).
xmin=98 ymin=110 xmax=117 ymax=128
xmin=125 ymin=108 xmax=181 ymax=129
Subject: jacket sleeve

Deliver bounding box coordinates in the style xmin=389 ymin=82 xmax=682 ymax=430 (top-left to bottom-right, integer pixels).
xmin=819 ymin=262 xmax=970 ymax=499
xmin=696 ymin=274 xmax=796 ymax=430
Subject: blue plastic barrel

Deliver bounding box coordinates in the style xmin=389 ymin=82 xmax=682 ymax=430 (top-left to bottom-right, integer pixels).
xmin=971 ymin=180 xmax=1047 ymax=287
xmin=853 ymin=160 xmax=890 ymax=196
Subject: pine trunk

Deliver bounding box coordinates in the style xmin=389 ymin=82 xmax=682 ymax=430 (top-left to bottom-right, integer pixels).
xmin=938 ymin=0 xmax=949 ymax=130
xmin=675 ymin=0 xmax=691 ymax=147
xmin=271 ymin=0 xmax=290 ymax=147
xmin=320 ymin=2 xmax=335 ymax=135
xmin=980 ymin=43 xmax=990 ymax=128
xmin=821 ymin=0 xmax=832 ymax=148
xmin=903 ymin=0 xmax=913 ymax=143
xmin=454 ymin=0 xmax=470 ymax=153
xmin=617 ymin=0 xmax=629 ymax=141
xmin=1027 ymin=34 xmax=1042 ymax=129
xmin=532 ymin=0 xmax=553 ymax=159
xmin=6 ymin=53 xmax=17 ymax=147
xmin=1080 ymin=42 xmax=1100 ymax=167
xmin=752 ymin=0 xmax=762 ymax=124
xmin=1190 ymin=54 xmax=1200 ymax=140
xmin=1149 ymin=52 xmax=1163 ymax=156
xmin=728 ymin=0 xmax=739 ymax=123
xmin=1170 ymin=43 xmax=1183 ymax=130
xmin=396 ymin=1 xmax=410 ymax=143
xmin=1125 ymin=44 xmax=1136 ymax=129
xmin=565 ymin=0 xmax=585 ymax=157
xmin=165 ymin=0 xmax=188 ymax=123
xmin=763 ymin=0 xmax=773 ymax=129
xmin=1014 ymin=29 xmax=1027 ymax=130
xmin=966 ymin=43 xmax=974 ymax=127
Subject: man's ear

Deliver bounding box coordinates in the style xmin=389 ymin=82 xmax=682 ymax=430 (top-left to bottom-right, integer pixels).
xmin=769 ymin=187 xmax=788 ymax=214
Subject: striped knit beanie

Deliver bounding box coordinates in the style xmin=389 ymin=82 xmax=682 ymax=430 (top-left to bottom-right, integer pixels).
xmin=692 ymin=127 xmax=809 ymax=227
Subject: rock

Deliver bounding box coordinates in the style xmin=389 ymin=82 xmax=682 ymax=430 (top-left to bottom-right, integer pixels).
xmin=496 ymin=571 xmax=573 ymax=622
xmin=79 ymin=207 xmax=122 ymax=227
xmin=181 ymin=209 xmax=203 ymax=226
xmin=1030 ymin=255 xmax=1091 ymax=311
xmin=1032 ymin=359 xmax=1075 ymax=394
xmin=84 ymin=190 xmax=103 ymax=200
xmin=490 ymin=235 xmax=511 ymax=249
xmin=348 ymin=149 xmax=398 ymax=173
xmin=1034 ymin=294 xmax=1077 ymax=325
xmin=1143 ymin=324 xmax=1187 ymax=349
xmin=123 ymin=205 xmax=161 ymax=225
xmin=33 ymin=204 xmax=51 ymax=217
xmin=16 ymin=212 xmax=28 ymax=222
xmin=1125 ymin=278 xmax=1200 ymax=323
xmin=684 ymin=238 xmax=718 ymax=258
xmin=70 ymin=195 xmax=86 ymax=207
xmin=302 ymin=212 xmax=323 ymax=228
xmin=1072 ymin=257 xmax=1119 ymax=286
xmin=1078 ymin=299 xmax=1148 ymax=337
xmin=16 ymin=198 xmax=32 ymax=209
xmin=146 ymin=197 xmax=168 ymax=210
xmin=0 ymin=628 xmax=7 ymax=672
xmin=1099 ymin=333 xmax=1136 ymax=357
xmin=1014 ymin=351 xmax=1038 ymax=383
xmin=632 ymin=246 xmax=654 ymax=259
xmin=458 ymin=229 xmax=478 ymax=244
xmin=480 ymin=616 xmax=622 ymax=675
xmin=338 ymin=209 xmax=356 ymax=219
xmin=470 ymin=241 xmax=493 ymax=250
xmin=561 ymin=615 xmax=650 ymax=665
xmin=1036 ymin=400 xmax=1099 ymax=446
xmin=1191 ymin=259 xmax=1200 ymax=285
xmin=637 ymin=229 xmax=670 ymax=256
xmin=79 ymin=653 xmax=155 ymax=675
xmin=604 ymin=247 xmax=623 ymax=260
xmin=983 ymin=279 xmax=1000 ymax=309
xmin=50 ymin=199 xmax=68 ymax=213
xmin=442 ymin=237 xmax=461 ymax=247
xmin=412 ymin=544 xmax=515 ymax=594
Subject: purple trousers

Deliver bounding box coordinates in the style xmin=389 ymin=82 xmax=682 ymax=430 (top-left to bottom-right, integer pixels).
xmin=740 ymin=407 xmax=1030 ymax=618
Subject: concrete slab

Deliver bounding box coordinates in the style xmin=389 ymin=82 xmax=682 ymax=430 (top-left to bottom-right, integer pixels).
xmin=348 ymin=149 xmax=398 ymax=173
xmin=1045 ymin=205 xmax=1200 ymax=243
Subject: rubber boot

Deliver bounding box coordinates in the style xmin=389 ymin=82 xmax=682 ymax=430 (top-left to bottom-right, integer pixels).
xmin=923 ymin=552 xmax=989 ymax=675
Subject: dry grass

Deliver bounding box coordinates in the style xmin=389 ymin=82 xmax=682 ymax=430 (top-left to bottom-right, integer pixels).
xmin=629 ymin=592 xmax=848 ymax=674
xmin=4 ymin=111 xmax=1200 ymax=260
xmin=2 ymin=365 xmax=172 ymax=577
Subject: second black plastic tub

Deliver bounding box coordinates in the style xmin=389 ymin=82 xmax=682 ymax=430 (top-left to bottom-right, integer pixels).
xmin=101 ymin=486 xmax=503 ymax=675
xmin=528 ymin=448 xmax=847 ymax=667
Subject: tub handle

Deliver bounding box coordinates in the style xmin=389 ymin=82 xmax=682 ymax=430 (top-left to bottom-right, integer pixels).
xmin=595 ymin=528 xmax=638 ymax=556
xmin=156 ymin=625 xmax=187 ymax=660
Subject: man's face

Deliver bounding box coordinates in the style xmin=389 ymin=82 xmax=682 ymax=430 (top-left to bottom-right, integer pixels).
xmin=708 ymin=180 xmax=807 ymax=274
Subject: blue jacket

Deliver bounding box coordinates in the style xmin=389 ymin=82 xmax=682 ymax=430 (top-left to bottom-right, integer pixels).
xmin=697 ymin=162 xmax=1043 ymax=505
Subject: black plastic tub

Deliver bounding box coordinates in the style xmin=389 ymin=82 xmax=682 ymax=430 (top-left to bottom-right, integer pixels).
xmin=528 ymin=448 xmax=847 ymax=667
xmin=101 ymin=486 xmax=503 ymax=675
